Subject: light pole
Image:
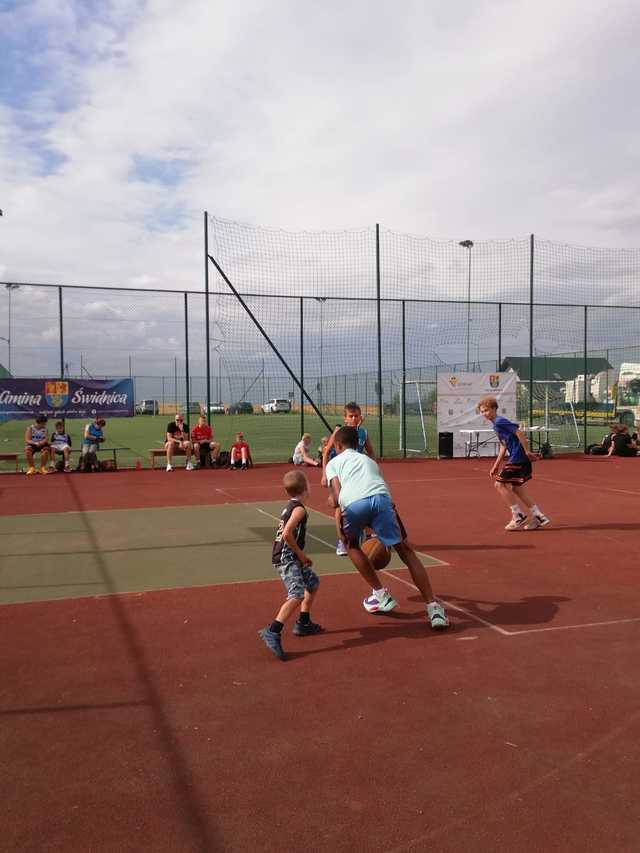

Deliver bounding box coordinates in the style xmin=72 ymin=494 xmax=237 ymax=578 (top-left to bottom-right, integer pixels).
xmin=314 ymin=298 xmax=327 ymax=408
xmin=458 ymin=241 xmax=474 ymax=371
xmin=5 ymin=284 xmax=20 ymax=375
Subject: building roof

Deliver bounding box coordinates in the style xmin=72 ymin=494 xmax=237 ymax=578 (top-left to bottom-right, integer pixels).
xmin=499 ymin=356 xmax=613 ymax=381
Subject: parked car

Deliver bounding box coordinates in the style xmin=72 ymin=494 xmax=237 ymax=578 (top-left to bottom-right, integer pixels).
xmin=208 ymin=402 xmax=227 ymax=414
xmin=136 ymin=399 xmax=159 ymax=415
xmin=228 ymin=401 xmax=254 ymax=415
xmin=187 ymin=401 xmax=203 ymax=414
xmin=261 ymin=398 xmax=291 ymax=414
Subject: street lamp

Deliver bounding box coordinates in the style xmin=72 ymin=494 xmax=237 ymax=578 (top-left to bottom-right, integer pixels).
xmin=458 ymin=241 xmax=474 ymax=371
xmin=5 ymin=284 xmax=20 ymax=375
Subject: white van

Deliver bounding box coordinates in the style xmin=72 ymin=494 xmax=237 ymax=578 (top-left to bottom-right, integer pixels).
xmin=261 ymin=398 xmax=291 ymax=414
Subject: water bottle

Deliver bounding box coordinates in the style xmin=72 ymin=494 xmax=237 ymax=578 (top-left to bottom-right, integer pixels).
xmin=135 ymin=459 xmax=142 ymax=471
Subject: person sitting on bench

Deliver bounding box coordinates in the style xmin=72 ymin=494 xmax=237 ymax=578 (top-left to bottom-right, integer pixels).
xmin=608 ymin=424 xmax=638 ymax=457
xmin=191 ymin=415 xmax=221 ymax=468
xmin=25 ymin=414 xmax=52 ymax=475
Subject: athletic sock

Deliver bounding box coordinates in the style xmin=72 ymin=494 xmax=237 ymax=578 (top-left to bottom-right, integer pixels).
xmin=531 ymin=504 xmax=542 ymax=516
xmin=268 ymin=620 xmax=284 ymax=634
xmin=510 ymin=504 xmax=522 ymax=516
xmin=298 ymin=612 xmax=310 ymax=625
xmin=373 ymin=587 xmax=386 ymax=598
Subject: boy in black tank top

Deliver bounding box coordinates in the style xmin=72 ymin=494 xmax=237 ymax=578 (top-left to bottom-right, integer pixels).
xmin=258 ymin=470 xmax=323 ymax=660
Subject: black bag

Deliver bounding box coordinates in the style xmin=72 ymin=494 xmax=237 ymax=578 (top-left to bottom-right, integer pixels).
xmin=216 ymin=450 xmax=231 ymax=468
xmin=81 ymin=451 xmax=99 ymax=472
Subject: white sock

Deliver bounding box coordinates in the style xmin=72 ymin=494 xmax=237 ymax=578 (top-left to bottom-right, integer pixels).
xmin=374 ymin=587 xmax=386 ymax=598
xmin=531 ymin=505 xmax=541 ymax=516
xmin=510 ymin=504 xmax=522 ymax=516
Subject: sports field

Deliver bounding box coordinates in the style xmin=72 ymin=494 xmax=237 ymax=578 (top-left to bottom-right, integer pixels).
xmin=0 ymin=413 xmax=612 ymax=472
xmin=2 ymin=454 xmax=640 ymax=852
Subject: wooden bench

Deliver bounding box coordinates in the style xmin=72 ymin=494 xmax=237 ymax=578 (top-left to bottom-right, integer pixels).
xmin=0 ymin=453 xmax=20 ymax=473
xmin=149 ymin=447 xmax=186 ymax=469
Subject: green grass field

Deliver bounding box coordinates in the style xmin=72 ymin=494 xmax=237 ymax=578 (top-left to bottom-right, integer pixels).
xmin=0 ymin=413 xmax=605 ymax=472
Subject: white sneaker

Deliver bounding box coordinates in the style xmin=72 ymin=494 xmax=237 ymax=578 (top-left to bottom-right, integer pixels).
xmin=505 ymin=513 xmax=527 ymax=530
xmin=427 ymin=601 xmax=449 ymax=631
xmin=185 ymin=462 xmax=194 ymax=471
xmin=336 ymin=540 xmax=348 ymax=557
xmin=525 ymin=513 xmax=550 ymax=530
xmin=166 ymin=463 xmax=173 ymax=472
xmin=363 ymin=588 xmax=397 ymax=614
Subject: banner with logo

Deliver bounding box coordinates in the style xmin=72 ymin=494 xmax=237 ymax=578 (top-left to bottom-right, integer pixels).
xmin=0 ymin=379 xmax=134 ymax=419
xmin=437 ymin=372 xmax=517 ymax=457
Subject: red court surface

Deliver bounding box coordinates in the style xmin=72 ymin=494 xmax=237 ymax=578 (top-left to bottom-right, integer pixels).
xmin=2 ymin=456 xmax=640 ymax=852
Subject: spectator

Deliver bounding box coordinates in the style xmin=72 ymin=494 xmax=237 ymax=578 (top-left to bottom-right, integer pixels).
xmin=50 ymin=420 xmax=72 ymax=471
xmin=587 ymin=423 xmax=618 ymax=455
xmin=191 ymin=415 xmax=221 ymax=468
xmin=25 ymin=414 xmax=52 ymax=475
xmin=230 ymin=432 xmax=253 ymax=470
xmin=608 ymin=424 xmax=638 ymax=457
xmin=292 ymin=433 xmax=320 ymax=466
xmin=165 ymin=414 xmax=194 ymax=472
xmin=81 ymin=417 xmax=106 ymax=471
xmin=317 ymin=436 xmax=329 ymax=463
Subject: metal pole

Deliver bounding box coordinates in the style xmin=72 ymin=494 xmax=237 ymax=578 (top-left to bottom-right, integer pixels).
xmin=58 ymin=286 xmax=64 ymax=379
xmin=401 ymin=300 xmax=407 ymax=458
xmin=300 ymin=297 xmax=304 ymax=435
xmin=584 ymin=306 xmax=588 ymax=450
xmin=529 ymin=234 xmax=534 ymax=429
xmin=204 ymin=212 xmax=211 ymax=424
xmin=184 ymin=293 xmax=191 ymax=429
xmin=498 ymin=302 xmax=502 ymax=370
xmin=376 ymin=224 xmax=383 ymax=456
xmin=174 ymin=357 xmax=178 ymax=411
xmin=466 ymin=251 xmax=471 ymax=370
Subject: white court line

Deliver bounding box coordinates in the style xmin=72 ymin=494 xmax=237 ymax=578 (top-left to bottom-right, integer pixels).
xmin=218 ymin=489 xmax=640 ymax=638
xmin=537 ymin=476 xmax=640 ymax=497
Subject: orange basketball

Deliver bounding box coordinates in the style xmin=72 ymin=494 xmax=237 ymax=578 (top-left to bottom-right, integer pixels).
xmin=361 ymin=537 xmax=391 ymax=571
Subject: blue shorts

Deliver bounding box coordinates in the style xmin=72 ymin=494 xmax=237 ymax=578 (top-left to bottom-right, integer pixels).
xmin=341 ymin=494 xmax=406 ymax=548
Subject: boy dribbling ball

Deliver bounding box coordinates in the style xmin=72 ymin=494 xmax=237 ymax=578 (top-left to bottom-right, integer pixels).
xmin=258 ymin=470 xmax=323 ymax=661
xmin=478 ymin=396 xmax=550 ymax=531
xmin=326 ymin=426 xmax=449 ymax=631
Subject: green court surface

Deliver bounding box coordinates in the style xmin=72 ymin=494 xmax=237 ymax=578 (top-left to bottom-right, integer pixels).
xmin=0 ymin=501 xmax=444 ymax=605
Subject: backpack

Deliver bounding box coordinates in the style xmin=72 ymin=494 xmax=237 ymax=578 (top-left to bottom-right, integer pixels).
xmin=80 ymin=451 xmax=99 ymax=472
xmin=216 ymin=450 xmax=231 ymax=468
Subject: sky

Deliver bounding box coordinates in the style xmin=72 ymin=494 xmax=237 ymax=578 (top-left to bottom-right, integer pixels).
xmin=1 ymin=0 xmax=640 ymax=380
xmin=1 ymin=0 xmax=640 ymax=293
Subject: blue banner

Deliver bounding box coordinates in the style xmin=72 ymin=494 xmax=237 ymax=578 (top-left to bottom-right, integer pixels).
xmin=0 ymin=379 xmax=134 ymax=419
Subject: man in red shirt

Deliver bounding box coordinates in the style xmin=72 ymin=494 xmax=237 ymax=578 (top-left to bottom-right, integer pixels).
xmin=191 ymin=415 xmax=221 ymax=468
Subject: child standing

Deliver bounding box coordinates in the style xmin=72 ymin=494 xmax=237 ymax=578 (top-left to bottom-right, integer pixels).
xmin=258 ymin=470 xmax=323 ymax=660
xmin=292 ymin=433 xmax=320 ymax=466
xmin=321 ymin=402 xmax=374 ymax=555
xmin=230 ymin=433 xmax=253 ymax=469
xmin=326 ymin=426 xmax=449 ymax=630
xmin=478 ymin=396 xmax=550 ymax=530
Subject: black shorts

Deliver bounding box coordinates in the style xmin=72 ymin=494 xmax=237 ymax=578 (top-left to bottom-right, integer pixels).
xmin=25 ymin=443 xmax=49 ymax=453
xmin=496 ymin=460 xmax=532 ymax=485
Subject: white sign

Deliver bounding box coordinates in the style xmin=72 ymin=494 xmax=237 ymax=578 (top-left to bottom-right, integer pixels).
xmin=437 ymin=371 xmax=517 ymax=458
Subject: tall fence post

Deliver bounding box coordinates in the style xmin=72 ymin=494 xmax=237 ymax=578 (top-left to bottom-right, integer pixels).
xmin=300 ymin=297 xmax=304 ymax=435
xmin=184 ymin=293 xmax=191 ymax=428
xmin=584 ymin=306 xmax=588 ymax=449
xmin=375 ymin=224 xmax=383 ymax=456
xmin=204 ymin=211 xmax=211 ymax=424
xmin=401 ymin=300 xmax=406 ymax=458
xmin=529 ymin=234 xmax=534 ymax=428
xmin=497 ymin=302 xmax=502 ymax=370
xmin=58 ymin=286 xmax=64 ymax=379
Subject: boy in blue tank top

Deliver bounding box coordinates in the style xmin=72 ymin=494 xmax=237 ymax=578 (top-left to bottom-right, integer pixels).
xmin=478 ymin=396 xmax=550 ymax=531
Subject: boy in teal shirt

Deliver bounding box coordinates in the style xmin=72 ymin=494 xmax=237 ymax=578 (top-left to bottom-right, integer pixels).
xmin=325 ymin=426 xmax=448 ymax=630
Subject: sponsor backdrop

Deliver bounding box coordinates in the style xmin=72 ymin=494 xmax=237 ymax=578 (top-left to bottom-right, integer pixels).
xmin=0 ymin=379 xmax=134 ymax=419
xmin=437 ymin=372 xmax=517 ymax=457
